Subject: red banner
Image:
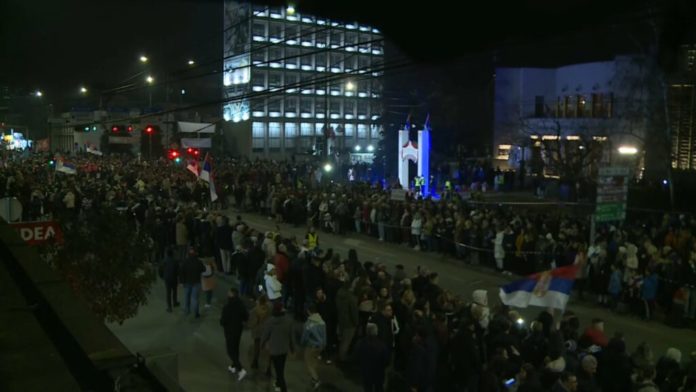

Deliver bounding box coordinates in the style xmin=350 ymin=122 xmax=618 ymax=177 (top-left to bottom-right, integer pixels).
xmin=9 ymin=221 xmax=64 ymax=245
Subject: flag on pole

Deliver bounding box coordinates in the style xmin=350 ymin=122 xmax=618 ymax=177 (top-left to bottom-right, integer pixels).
xmin=499 ymin=265 xmax=577 ymax=310
xmin=186 ymin=159 xmax=200 ymax=177
xmin=199 ymin=153 xmax=212 ymax=183
xmin=209 ymin=172 xmax=218 ymax=202
xmin=424 ymin=113 xmax=431 ymax=132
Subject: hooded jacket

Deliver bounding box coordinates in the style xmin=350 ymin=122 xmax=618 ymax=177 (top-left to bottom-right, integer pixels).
xmin=301 ymin=313 xmax=327 ymax=349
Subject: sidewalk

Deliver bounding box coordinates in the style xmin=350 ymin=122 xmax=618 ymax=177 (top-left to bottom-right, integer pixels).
xmin=108 ymin=268 xmax=363 ymax=391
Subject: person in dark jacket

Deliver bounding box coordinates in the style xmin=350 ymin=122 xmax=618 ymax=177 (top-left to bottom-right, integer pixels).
xmin=357 ymin=322 xmax=389 ymax=392
xmin=215 ymin=216 xmax=235 ymax=274
xmin=407 ymin=328 xmax=430 ymax=392
xmin=262 ymin=303 xmax=295 ymax=392
xmin=180 ymin=247 xmax=206 ymax=318
xmin=220 ymin=288 xmax=249 ymax=381
xmin=369 ymin=303 xmax=396 ymax=361
xmin=162 ymin=248 xmax=180 ymax=312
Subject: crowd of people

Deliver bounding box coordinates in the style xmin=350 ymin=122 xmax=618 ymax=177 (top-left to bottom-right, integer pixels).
xmin=1 ymin=151 xmax=695 ymax=391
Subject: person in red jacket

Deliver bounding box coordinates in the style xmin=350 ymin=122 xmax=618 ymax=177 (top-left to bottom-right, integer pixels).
xmin=581 ymin=318 xmax=608 ymax=348
xmin=273 ymin=243 xmax=290 ymax=284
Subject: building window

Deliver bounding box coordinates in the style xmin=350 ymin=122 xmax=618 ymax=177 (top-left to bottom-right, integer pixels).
xmin=330 ymin=31 xmax=343 ymax=48
xmin=285 ymin=25 xmax=299 ymax=45
xmin=345 ymin=32 xmax=358 ymax=51
xmin=371 ymin=124 xmax=380 ymax=138
xmin=345 ymin=56 xmax=357 ymax=72
xmin=357 ymin=124 xmax=367 ymax=139
xmin=344 ymin=100 xmax=355 ymax=116
xmin=330 ymin=53 xmax=343 ymax=72
xmin=252 ymin=22 xmax=266 ymax=39
xmin=268 ymin=99 xmax=281 ymax=115
xmin=284 ymin=123 xmax=297 ymax=147
xmin=268 ymin=122 xmax=281 ymax=148
xmin=315 ymin=100 xmax=326 ymax=116
xmin=534 ymin=96 xmax=545 ymax=117
xmin=315 ymin=31 xmax=327 ymax=48
xmin=251 ymin=70 xmax=266 ymax=90
xmin=372 ymin=41 xmax=383 ymax=55
xmin=251 ymin=48 xmax=266 ymax=65
xmin=330 ymin=100 xmax=341 ymax=116
xmin=300 ymin=50 xmax=313 ymax=70
xmin=344 ymin=123 xmax=355 ymax=136
xmin=576 ymin=95 xmax=586 ymax=117
xmin=268 ymin=72 xmax=282 ymax=90
xmin=357 ymin=101 xmax=367 ymax=116
xmin=300 ymin=26 xmax=314 ymax=47
xmin=252 ymin=4 xmax=268 ymax=17
xmin=252 ymin=122 xmax=265 ymax=148
xmin=300 ymin=98 xmax=313 ymax=116
xmin=269 ymin=22 xmax=283 ymax=41
xmin=315 ymin=123 xmax=324 ymax=135
xmin=285 ymin=97 xmax=297 ymax=115
xmin=497 ymin=144 xmax=511 ymax=160
xmin=300 ymin=122 xmax=313 ymax=136
xmin=315 ymin=52 xmax=326 ymax=71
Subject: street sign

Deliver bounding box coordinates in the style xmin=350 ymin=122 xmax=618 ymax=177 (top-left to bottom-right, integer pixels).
xmin=595 ymin=166 xmax=629 ymax=223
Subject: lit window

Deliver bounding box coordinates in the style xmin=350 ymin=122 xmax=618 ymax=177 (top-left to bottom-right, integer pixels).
xmin=268 ymin=122 xmax=281 ymax=137
xmin=345 ymin=124 xmax=355 ymax=136
xmin=252 ymin=122 xmax=265 ymax=138
xmin=357 ymin=124 xmax=367 ymax=138
xmin=301 ymin=123 xmax=313 ymax=136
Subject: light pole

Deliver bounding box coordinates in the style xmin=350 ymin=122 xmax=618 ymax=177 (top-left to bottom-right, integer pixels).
xmin=146 ymin=75 xmax=154 ymax=107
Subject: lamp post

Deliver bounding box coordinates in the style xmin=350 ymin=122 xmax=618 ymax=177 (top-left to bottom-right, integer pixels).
xmin=146 ymin=75 xmax=154 ymax=107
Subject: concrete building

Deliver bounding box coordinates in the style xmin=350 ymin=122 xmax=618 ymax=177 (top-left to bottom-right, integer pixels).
xmin=221 ymin=1 xmax=384 ymax=158
xmin=493 ymin=56 xmax=649 ymax=175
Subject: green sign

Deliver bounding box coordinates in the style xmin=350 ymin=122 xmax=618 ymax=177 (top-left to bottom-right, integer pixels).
xmin=595 ymin=202 xmax=626 ymax=222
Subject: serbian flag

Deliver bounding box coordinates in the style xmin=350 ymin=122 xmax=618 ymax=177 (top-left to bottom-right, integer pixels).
xmin=499 ymin=265 xmax=577 ymax=310
xmin=55 ymin=156 xmax=77 ymax=175
xmin=186 ymin=159 xmax=200 ymax=177
xmin=199 ymin=153 xmax=212 ymax=183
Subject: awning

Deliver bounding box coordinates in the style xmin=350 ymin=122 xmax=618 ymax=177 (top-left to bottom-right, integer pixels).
xmin=177 ymin=121 xmax=216 ymax=134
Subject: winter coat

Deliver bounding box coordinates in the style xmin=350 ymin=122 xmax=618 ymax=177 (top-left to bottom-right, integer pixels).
xmin=248 ymin=303 xmax=271 ymax=339
xmin=220 ymin=297 xmax=248 ymax=333
xmin=336 ymin=286 xmax=359 ymax=329
xmin=265 ymin=273 xmax=282 ymax=300
xmin=357 ymin=336 xmax=389 ymax=380
xmin=262 ymin=314 xmax=294 ymax=356
xmin=608 ymin=270 xmax=623 ymax=295
xmin=273 ymin=251 xmax=290 ymax=283
xmin=301 ymin=313 xmax=327 ymax=349
xmin=180 ymin=256 xmax=205 ymax=285
xmin=641 ymin=273 xmax=659 ymax=300
xmin=162 ymin=255 xmax=179 ymax=283
xmin=215 ymin=224 xmax=234 ymax=250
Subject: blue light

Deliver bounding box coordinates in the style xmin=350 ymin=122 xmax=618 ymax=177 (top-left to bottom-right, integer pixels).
xmin=662 ymin=179 xmax=668 ymax=185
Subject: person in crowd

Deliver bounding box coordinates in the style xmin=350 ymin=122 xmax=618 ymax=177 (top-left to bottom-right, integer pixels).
xmin=161 ymin=248 xmax=180 ymax=312
xmin=265 ymin=264 xmax=283 ymax=303
xmin=201 ymin=258 xmax=217 ymax=308
xmin=336 ymin=276 xmax=359 ymax=362
xmin=219 ymin=288 xmax=248 ymax=381
xmin=248 ymin=294 xmax=271 ymax=372
xmin=262 ymin=303 xmax=295 ymax=392
xmin=180 ymin=247 xmax=206 ymax=318
xmin=301 ymin=304 xmax=326 ymax=389
xmin=357 ymin=322 xmax=389 ymax=392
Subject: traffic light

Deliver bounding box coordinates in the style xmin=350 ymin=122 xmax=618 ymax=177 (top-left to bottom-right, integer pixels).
xmin=168 ymin=149 xmax=181 ymax=161
xmin=111 ymin=125 xmax=122 ymax=133
xmin=127 ymin=125 xmax=134 ymax=133
xmin=186 ymin=147 xmax=200 ymax=157
xmin=145 ymin=125 xmax=154 ymax=134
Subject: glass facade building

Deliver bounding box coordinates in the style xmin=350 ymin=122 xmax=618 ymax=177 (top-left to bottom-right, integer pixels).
xmin=223 ymin=1 xmax=384 ymax=156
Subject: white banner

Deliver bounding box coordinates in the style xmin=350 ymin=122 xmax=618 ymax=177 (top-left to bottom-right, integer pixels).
xmin=180 ymin=138 xmax=212 ymax=148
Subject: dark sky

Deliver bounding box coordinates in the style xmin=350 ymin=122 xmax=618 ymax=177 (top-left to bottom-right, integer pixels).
xmin=1 ymin=0 xmax=220 ymax=104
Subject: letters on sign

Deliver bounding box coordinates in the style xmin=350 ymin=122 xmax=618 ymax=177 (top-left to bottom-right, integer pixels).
xmin=9 ymin=221 xmax=64 ymax=245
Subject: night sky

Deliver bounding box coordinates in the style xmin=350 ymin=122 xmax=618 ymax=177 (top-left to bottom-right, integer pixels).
xmin=1 ymin=0 xmax=220 ymax=103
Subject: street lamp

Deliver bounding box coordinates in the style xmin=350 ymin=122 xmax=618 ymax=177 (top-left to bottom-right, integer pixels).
xmin=140 ymin=55 xmax=149 ymax=63
xmin=618 ymin=146 xmax=638 ymax=155
xmin=80 ymin=86 xmax=88 ymax=94
xmin=187 ymin=59 xmax=195 ymax=66
xmin=354 ymin=145 xmax=361 ymax=152
xmin=345 ymin=81 xmax=355 ymax=91
xmin=367 ymin=144 xmax=374 ymax=152
xmin=323 ymin=163 xmax=333 ymax=172
xmin=35 ymin=90 xmax=43 ymax=97
xmin=146 ymin=76 xmax=154 ymax=107
xmin=286 ymin=4 xmax=296 ymax=15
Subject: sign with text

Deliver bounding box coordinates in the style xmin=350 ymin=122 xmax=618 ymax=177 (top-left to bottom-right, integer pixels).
xmin=595 ymin=167 xmax=629 ymax=223
xmin=9 ymin=221 xmax=64 ymax=245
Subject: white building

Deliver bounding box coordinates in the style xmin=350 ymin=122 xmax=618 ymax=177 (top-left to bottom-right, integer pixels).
xmin=493 ymin=56 xmax=649 ymax=174
xmin=222 ymin=1 xmax=384 ymax=157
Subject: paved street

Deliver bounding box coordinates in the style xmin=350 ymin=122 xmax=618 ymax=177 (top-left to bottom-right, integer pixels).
xmin=108 ymin=210 xmax=696 ymax=391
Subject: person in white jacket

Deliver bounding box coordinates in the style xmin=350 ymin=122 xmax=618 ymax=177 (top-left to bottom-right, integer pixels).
xmin=493 ymin=226 xmax=506 ymax=273
xmin=264 ymin=264 xmax=283 ymax=303
xmin=411 ymin=212 xmax=423 ymax=250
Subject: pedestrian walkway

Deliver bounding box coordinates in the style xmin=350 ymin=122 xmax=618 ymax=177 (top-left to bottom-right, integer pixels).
xmin=108 ymin=263 xmax=362 ymax=391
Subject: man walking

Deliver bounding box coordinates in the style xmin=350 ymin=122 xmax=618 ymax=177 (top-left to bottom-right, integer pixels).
xmin=336 ymin=278 xmax=358 ymax=362
xmin=180 ymin=247 xmax=206 ymax=318
xmin=162 ymin=248 xmax=180 ymax=312
xmin=301 ymin=304 xmax=326 ymax=389
xmin=220 ymin=288 xmax=249 ymax=381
